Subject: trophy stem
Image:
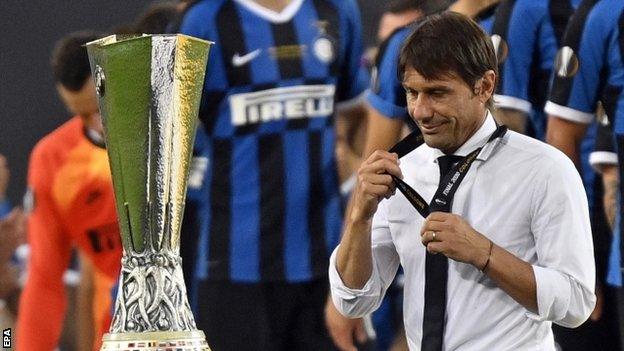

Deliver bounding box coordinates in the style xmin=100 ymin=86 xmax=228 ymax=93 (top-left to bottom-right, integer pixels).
xmin=86 ymin=34 xmax=212 ymax=351
xmin=110 ymin=253 xmax=196 ymax=333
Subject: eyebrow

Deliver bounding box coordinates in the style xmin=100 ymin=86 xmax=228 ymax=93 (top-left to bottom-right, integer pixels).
xmin=402 ymin=84 xmax=452 ymax=93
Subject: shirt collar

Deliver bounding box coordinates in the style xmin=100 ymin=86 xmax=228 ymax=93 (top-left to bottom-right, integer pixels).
xmin=430 ymin=110 xmax=496 ymax=162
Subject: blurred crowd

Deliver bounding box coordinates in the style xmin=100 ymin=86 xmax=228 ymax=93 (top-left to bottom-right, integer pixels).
xmin=1 ymin=0 xmax=623 ymax=350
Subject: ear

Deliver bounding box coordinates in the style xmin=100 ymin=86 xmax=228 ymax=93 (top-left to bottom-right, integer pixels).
xmin=475 ymin=70 xmax=496 ymax=104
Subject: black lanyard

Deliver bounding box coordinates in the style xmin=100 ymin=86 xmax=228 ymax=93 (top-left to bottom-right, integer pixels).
xmin=388 ymin=125 xmax=508 ymax=218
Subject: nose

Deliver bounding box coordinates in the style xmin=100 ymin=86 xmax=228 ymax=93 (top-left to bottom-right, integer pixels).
xmin=408 ymin=94 xmax=434 ymax=121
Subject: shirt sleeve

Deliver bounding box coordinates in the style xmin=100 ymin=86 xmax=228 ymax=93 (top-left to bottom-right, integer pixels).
xmin=16 ymin=146 xmax=72 ymax=350
xmin=545 ymin=1 xmax=608 ymax=124
xmin=527 ymin=154 xmax=596 ymax=328
xmin=329 ymin=199 xmax=400 ymax=318
xmin=335 ymin=0 xmax=369 ymax=103
xmin=365 ymin=27 xmax=410 ymax=119
xmin=589 ymin=120 xmax=618 ymax=170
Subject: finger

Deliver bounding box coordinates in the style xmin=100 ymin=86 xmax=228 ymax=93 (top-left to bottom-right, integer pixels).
xmin=363 ymin=150 xmax=398 ymax=166
xmin=354 ymin=319 xmax=369 ymax=344
xmin=421 ymin=230 xmax=445 ymax=246
xmin=330 ymin=328 xmax=357 ymax=351
xmin=426 ymin=242 xmax=445 ymax=255
xmin=361 ymin=173 xmax=394 ymax=187
xmin=421 ymin=231 xmax=434 ymax=246
xmin=359 ymin=181 xmax=392 ymax=199
xmin=426 ymin=211 xmax=453 ymax=223
xmin=383 ymin=184 xmax=396 ymax=199
xmin=361 ymin=158 xmax=401 ymax=176
xmin=420 ymin=220 xmax=448 ymax=237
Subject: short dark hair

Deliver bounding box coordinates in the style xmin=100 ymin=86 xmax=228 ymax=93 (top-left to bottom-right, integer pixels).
xmin=134 ymin=1 xmax=179 ymax=34
xmin=398 ymin=12 xmax=497 ymax=108
xmin=386 ymin=0 xmax=454 ymax=16
xmin=51 ymin=31 xmax=102 ymax=91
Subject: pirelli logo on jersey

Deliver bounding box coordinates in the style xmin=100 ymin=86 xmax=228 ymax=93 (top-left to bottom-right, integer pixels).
xmin=229 ymin=85 xmax=335 ymax=126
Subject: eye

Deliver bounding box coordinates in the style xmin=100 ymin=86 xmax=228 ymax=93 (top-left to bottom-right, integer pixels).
xmin=404 ymin=88 xmax=418 ymax=98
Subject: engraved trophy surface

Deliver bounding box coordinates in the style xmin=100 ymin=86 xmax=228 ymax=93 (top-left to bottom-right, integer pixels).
xmin=86 ymin=34 xmax=212 ymax=350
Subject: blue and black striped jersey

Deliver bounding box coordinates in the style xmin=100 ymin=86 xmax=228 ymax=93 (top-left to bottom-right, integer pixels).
xmin=491 ymin=0 xmax=581 ymax=139
xmin=545 ymin=0 xmax=624 ymax=284
xmin=545 ymin=0 xmax=624 ymax=212
xmin=180 ymin=0 xmax=368 ymax=283
xmin=546 ymin=0 xmax=624 ymax=126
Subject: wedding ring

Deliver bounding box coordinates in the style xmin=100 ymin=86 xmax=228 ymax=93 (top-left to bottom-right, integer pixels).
xmin=431 ymin=231 xmax=436 ymax=241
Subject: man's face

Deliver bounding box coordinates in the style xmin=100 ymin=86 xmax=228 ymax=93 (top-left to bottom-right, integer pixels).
xmin=57 ymin=77 xmax=103 ymax=134
xmin=402 ymin=67 xmax=493 ymax=153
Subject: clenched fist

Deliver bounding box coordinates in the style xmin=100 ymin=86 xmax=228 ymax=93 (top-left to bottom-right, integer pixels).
xmin=350 ymin=150 xmax=402 ymax=222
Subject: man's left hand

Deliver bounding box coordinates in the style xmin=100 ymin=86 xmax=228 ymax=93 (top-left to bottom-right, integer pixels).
xmin=420 ymin=212 xmax=491 ymax=269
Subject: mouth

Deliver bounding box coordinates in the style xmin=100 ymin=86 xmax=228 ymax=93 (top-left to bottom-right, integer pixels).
xmin=420 ymin=121 xmax=447 ymax=134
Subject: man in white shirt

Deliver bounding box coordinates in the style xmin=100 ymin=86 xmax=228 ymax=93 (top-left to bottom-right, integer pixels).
xmin=329 ymin=12 xmax=596 ymax=350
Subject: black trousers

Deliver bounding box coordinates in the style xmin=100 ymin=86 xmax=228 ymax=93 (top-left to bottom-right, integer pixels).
xmin=196 ymin=278 xmax=339 ymax=351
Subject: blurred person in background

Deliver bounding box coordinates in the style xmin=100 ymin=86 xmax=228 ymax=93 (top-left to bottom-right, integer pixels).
xmin=0 ymin=154 xmax=24 ymax=331
xmin=489 ymin=0 xmax=581 ymax=137
xmin=545 ymin=0 xmax=624 ymax=349
xmin=0 ymin=154 xmax=12 ymax=218
xmin=179 ymin=1 xmax=370 ymax=350
xmin=16 ymin=31 xmax=122 ymax=351
xmin=133 ymin=1 xmax=179 ymax=34
xmin=544 ymin=0 xmax=624 ymax=349
xmin=488 ymin=1 xmax=622 ymax=348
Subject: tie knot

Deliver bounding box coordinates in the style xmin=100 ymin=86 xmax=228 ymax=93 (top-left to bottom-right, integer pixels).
xmin=437 ymin=155 xmax=463 ymax=177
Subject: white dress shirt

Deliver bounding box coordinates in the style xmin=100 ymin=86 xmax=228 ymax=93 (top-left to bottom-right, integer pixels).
xmin=329 ymin=113 xmax=596 ymax=350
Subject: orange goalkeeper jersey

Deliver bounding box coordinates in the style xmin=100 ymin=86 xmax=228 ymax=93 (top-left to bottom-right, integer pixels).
xmin=17 ymin=117 xmax=122 ymax=350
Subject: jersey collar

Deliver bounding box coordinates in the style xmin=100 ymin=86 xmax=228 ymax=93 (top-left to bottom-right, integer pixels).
xmin=232 ymin=0 xmax=304 ymax=23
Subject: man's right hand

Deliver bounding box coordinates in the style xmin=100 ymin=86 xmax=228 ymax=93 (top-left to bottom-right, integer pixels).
xmin=0 ymin=154 xmax=9 ymax=202
xmin=350 ymin=150 xmax=402 ymax=222
xmin=325 ymin=297 xmax=369 ymax=351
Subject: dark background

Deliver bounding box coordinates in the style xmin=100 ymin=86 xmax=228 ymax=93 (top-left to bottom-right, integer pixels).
xmin=0 ymin=1 xmax=149 ymax=205
xmin=0 ymin=0 xmax=383 ymax=206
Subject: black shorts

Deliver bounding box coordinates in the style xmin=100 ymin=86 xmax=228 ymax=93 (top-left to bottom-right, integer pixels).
xmin=195 ymin=278 xmax=338 ymax=351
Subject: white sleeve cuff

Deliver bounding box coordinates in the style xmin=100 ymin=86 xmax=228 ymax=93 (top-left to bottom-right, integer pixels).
xmin=526 ymin=265 xmax=571 ymax=323
xmin=528 ymin=265 xmax=595 ymax=328
xmin=494 ymin=94 xmax=532 ymax=114
xmin=589 ymin=151 xmax=618 ymax=172
xmin=544 ymin=101 xmax=594 ymax=124
xmin=328 ymin=246 xmax=378 ymax=300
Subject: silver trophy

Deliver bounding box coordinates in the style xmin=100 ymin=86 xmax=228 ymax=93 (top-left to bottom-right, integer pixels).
xmin=86 ymin=34 xmax=212 ymax=350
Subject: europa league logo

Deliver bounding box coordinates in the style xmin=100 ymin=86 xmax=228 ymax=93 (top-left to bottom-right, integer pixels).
xmin=554 ymin=46 xmax=580 ymax=78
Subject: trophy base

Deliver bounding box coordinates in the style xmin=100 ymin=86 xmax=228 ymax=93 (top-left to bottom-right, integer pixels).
xmin=101 ymin=330 xmax=210 ymax=351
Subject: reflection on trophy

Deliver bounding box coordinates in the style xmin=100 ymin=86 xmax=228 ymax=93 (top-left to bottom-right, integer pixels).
xmin=86 ymin=34 xmax=212 ymax=350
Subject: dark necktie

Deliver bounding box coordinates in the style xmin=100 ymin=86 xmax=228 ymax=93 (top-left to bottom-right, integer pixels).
xmin=421 ymin=154 xmax=462 ymax=351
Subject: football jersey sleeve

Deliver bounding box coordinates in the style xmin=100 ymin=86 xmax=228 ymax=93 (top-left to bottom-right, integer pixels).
xmin=336 ymin=0 xmax=369 ymax=102
xmin=545 ymin=0 xmax=613 ymax=124
xmin=492 ymin=0 xmax=546 ymax=113
xmin=589 ymin=119 xmax=618 ymax=169
xmin=17 ymin=145 xmax=72 ymax=351
xmin=365 ymin=27 xmax=411 ymax=119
